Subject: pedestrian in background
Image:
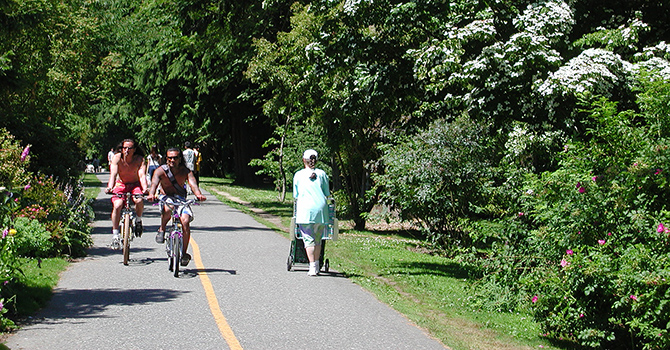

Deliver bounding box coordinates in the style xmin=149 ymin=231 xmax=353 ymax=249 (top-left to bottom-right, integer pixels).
xmin=194 ymin=144 xmax=202 ymax=184
xmin=293 ymin=149 xmax=330 ymax=276
xmin=147 ymin=145 xmax=162 ymax=182
xmin=183 ymin=141 xmax=195 ymax=171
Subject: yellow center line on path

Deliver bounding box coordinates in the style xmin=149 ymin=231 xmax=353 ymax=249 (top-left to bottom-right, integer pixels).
xmin=191 ymin=238 xmax=244 ymax=350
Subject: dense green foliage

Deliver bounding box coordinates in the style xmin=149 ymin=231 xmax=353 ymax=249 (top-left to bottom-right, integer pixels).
xmin=2 ymin=0 xmax=670 ymax=347
xmin=0 ymin=130 xmax=93 ymax=330
xmin=0 ymin=0 xmax=101 ymax=178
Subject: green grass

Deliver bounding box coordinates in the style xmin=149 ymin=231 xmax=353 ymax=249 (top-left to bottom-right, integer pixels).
xmin=4 ymin=258 xmax=68 ymax=319
xmin=200 ymin=176 xmax=562 ymax=350
xmin=201 ymin=177 xmax=294 ymax=229
xmin=81 ymin=172 xmax=102 ymax=199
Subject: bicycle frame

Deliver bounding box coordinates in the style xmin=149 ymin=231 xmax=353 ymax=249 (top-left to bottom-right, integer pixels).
xmin=157 ymin=197 xmax=196 ymax=277
xmin=114 ymin=193 xmax=142 ymax=265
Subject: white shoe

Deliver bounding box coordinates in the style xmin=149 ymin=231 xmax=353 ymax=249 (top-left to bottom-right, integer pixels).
xmin=307 ymin=266 xmax=319 ymax=276
xmin=110 ymin=236 xmax=121 ymax=250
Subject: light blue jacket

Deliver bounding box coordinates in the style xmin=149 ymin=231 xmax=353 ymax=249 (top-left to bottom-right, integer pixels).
xmin=293 ymin=167 xmax=330 ymax=224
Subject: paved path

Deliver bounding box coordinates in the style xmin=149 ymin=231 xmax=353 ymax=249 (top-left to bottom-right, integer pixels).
xmin=4 ymin=173 xmax=448 ymax=350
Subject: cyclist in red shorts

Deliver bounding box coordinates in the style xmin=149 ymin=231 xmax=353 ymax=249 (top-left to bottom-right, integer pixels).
xmin=105 ymin=139 xmax=148 ymax=249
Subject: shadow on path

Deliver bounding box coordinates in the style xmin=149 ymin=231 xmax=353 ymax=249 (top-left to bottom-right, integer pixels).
xmin=27 ymin=288 xmax=189 ymax=323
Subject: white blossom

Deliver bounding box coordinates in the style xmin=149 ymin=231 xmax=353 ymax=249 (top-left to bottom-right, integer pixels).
xmin=515 ymin=0 xmax=574 ymax=44
xmin=537 ymin=48 xmax=632 ymax=97
xmin=635 ymin=41 xmax=670 ymax=61
xmin=457 ymin=19 xmax=496 ymax=42
xmin=305 ymin=42 xmax=323 ymax=61
xmin=632 ymin=57 xmax=670 ymax=81
xmin=343 ymin=0 xmax=372 ymax=15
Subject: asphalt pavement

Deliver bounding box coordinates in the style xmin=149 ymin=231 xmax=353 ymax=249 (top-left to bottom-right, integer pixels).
xmin=4 ymin=172 xmax=448 ymax=350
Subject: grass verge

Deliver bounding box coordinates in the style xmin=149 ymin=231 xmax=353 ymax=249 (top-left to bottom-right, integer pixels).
xmin=81 ymin=172 xmax=102 ymax=199
xmin=4 ymin=258 xmax=69 ymax=319
xmin=200 ymin=177 xmax=562 ymax=350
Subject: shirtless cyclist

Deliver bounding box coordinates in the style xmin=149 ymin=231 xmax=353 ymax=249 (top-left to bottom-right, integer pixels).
xmin=147 ymin=147 xmax=206 ymax=266
xmin=105 ymin=139 xmax=148 ymax=249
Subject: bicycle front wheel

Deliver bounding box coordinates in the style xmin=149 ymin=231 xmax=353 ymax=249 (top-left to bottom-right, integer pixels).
xmin=166 ymin=230 xmax=173 ymax=271
xmin=122 ymin=213 xmax=131 ymax=265
xmin=172 ymin=234 xmax=181 ymax=277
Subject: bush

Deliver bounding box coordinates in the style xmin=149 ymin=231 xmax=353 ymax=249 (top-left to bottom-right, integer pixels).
xmin=19 ymin=175 xmax=92 ymax=257
xmin=0 ymin=128 xmax=31 ymax=190
xmin=375 ymin=116 xmax=493 ymax=247
xmin=0 ymin=129 xmax=93 ymax=330
xmin=513 ymin=95 xmax=670 ymax=349
xmin=12 ymin=217 xmax=54 ymax=258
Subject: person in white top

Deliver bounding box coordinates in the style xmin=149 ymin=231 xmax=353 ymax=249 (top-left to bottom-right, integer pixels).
xmin=182 ymin=141 xmax=195 ymax=171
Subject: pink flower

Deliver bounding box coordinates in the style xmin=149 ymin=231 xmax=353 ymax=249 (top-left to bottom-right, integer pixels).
xmin=656 ymin=169 xmax=662 ymax=175
xmin=658 ymin=223 xmax=665 ymax=233
xmin=518 ymin=212 xmax=524 ymax=217
xmin=560 ymin=259 xmax=570 ymax=267
xmin=1 ymin=229 xmax=6 ymax=239
xmin=608 ymin=232 xmax=612 ymax=236
xmin=20 ymin=145 xmax=30 ymax=161
xmin=579 ymin=313 xmax=585 ymax=318
xmin=630 ymin=295 xmax=638 ymax=301
xmin=592 ymin=176 xmax=597 ymax=182
xmin=24 ymin=184 xmax=31 ymax=190
xmin=532 ymin=295 xmax=538 ymax=303
xmin=598 ymin=240 xmax=606 ymax=245
xmin=575 ymin=182 xmax=581 ymax=188
xmin=578 ymin=186 xmax=586 ymax=193
xmin=566 ymin=249 xmax=574 ymax=255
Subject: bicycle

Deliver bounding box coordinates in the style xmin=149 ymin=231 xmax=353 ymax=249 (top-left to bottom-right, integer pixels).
xmin=156 ymin=196 xmax=198 ymax=277
xmin=111 ymin=193 xmax=144 ymax=265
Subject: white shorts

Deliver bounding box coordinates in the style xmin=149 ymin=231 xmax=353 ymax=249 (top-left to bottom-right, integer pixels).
xmin=158 ymin=194 xmax=194 ymax=221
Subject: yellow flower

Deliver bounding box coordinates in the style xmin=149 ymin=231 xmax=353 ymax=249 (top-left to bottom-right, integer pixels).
xmin=8 ymin=229 xmax=16 ymax=236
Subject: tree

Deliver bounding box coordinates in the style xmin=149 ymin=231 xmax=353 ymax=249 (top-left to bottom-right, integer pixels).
xmin=0 ymin=0 xmax=104 ymax=179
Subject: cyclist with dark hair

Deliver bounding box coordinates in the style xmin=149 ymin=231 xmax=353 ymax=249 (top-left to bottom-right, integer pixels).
xmin=147 ymin=147 xmax=206 ymax=266
xmin=106 ymin=139 xmax=147 ymax=249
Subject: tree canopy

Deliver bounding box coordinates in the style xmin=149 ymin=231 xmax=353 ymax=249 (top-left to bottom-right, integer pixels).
xmin=2 ymin=0 xmax=670 ymax=347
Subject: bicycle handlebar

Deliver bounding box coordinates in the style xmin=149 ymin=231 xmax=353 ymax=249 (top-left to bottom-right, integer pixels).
xmin=109 ymin=193 xmax=146 ymax=198
xmin=154 ymin=197 xmax=200 ymax=207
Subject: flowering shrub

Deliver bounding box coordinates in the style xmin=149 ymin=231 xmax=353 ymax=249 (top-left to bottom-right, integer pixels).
xmin=0 ymin=134 xmax=29 ymax=330
xmin=12 ymin=217 xmax=54 ymax=258
xmin=0 ymin=128 xmax=30 ymax=189
xmin=403 ymin=76 xmax=670 ymax=348
xmin=0 ymin=130 xmax=92 ymax=330
xmin=19 ymin=175 xmax=93 ymax=257
xmin=511 ymin=90 xmax=670 ymax=348
xmin=16 ymin=204 xmax=49 ymax=221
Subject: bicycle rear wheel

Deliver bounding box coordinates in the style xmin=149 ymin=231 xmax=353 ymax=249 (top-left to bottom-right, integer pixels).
xmin=122 ymin=213 xmax=131 ymax=265
xmin=172 ymin=234 xmax=181 ymax=277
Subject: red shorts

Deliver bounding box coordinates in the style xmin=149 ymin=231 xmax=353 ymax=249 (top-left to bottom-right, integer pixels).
xmin=111 ymin=181 xmax=143 ymax=204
